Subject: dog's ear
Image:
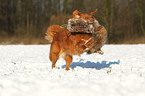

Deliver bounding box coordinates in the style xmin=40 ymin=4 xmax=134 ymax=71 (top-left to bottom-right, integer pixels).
xmin=73 ymin=10 xmax=82 ymax=18
xmin=90 ymin=9 xmax=98 ymax=16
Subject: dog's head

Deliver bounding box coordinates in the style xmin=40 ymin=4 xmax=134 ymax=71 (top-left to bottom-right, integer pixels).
xmin=73 ymin=9 xmax=98 ymax=23
xmin=73 ymin=10 xmax=82 ymax=19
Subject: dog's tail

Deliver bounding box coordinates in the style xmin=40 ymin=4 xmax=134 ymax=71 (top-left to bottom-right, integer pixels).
xmin=45 ymin=25 xmax=64 ymax=43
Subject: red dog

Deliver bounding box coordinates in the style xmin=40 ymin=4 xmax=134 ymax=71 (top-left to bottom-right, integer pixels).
xmin=45 ymin=9 xmax=107 ymax=70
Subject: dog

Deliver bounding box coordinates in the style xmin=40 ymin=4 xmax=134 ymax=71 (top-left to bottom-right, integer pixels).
xmin=45 ymin=9 xmax=107 ymax=70
xmin=73 ymin=9 xmax=97 ymax=23
xmin=72 ymin=9 xmax=107 ymax=54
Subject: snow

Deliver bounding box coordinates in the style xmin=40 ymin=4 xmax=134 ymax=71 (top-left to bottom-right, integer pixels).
xmin=0 ymin=44 xmax=145 ymax=96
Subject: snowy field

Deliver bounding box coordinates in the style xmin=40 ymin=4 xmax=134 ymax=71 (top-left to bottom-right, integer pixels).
xmin=0 ymin=44 xmax=145 ymax=96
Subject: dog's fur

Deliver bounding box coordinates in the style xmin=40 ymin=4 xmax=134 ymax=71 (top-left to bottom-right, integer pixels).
xmin=45 ymin=25 xmax=64 ymax=42
xmin=45 ymin=9 xmax=107 ymax=70
xmin=72 ymin=9 xmax=106 ymax=54
xmin=50 ymin=30 xmax=93 ymax=70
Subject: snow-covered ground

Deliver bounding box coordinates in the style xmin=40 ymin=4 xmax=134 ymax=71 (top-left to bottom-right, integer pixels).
xmin=0 ymin=44 xmax=145 ymax=96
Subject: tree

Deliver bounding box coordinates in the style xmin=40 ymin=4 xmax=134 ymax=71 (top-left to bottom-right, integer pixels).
xmin=136 ymin=0 xmax=145 ymax=36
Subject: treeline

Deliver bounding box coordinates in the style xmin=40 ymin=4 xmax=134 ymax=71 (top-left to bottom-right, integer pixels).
xmin=0 ymin=0 xmax=145 ymax=44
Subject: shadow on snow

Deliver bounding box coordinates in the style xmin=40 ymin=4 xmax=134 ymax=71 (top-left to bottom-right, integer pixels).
xmin=62 ymin=59 xmax=120 ymax=70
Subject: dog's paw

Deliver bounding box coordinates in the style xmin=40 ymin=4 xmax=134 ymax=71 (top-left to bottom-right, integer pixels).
xmin=84 ymin=48 xmax=89 ymax=52
xmin=96 ymin=50 xmax=104 ymax=55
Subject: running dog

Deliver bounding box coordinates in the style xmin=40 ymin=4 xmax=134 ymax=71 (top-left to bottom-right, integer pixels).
xmin=45 ymin=9 xmax=107 ymax=70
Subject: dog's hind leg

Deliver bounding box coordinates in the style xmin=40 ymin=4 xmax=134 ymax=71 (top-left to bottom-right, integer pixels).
xmin=62 ymin=53 xmax=72 ymax=70
xmin=49 ymin=41 xmax=61 ymax=69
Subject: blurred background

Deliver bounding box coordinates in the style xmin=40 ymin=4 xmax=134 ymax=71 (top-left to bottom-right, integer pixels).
xmin=0 ymin=0 xmax=145 ymax=44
